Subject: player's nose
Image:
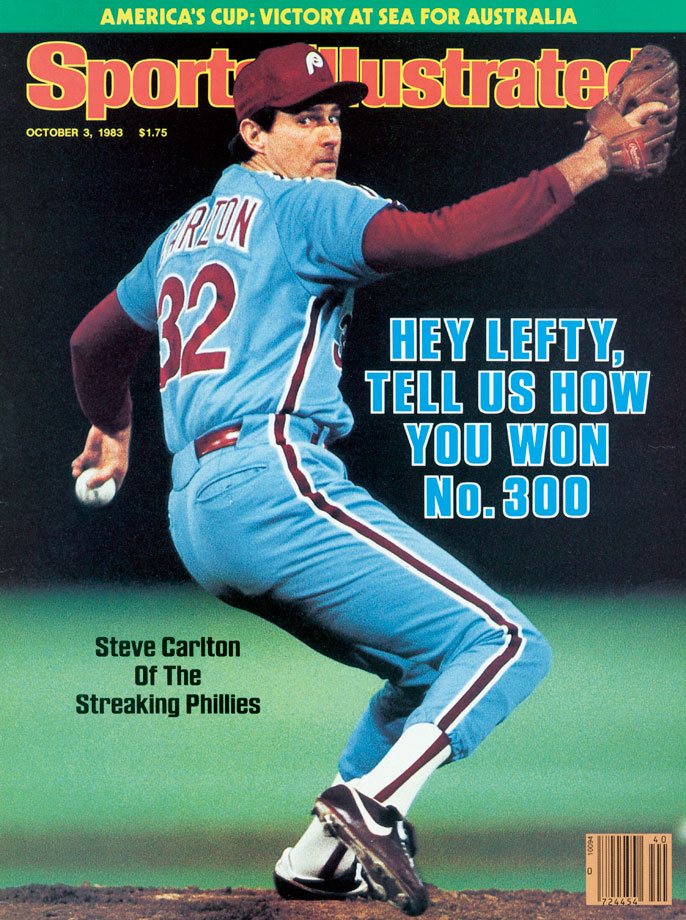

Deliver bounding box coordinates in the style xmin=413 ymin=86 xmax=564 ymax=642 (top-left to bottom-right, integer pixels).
xmin=319 ymin=123 xmax=341 ymax=146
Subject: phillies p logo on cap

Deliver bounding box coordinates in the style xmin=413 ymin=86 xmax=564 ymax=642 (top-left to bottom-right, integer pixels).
xmin=305 ymin=51 xmax=325 ymax=75
xmin=233 ymin=43 xmax=367 ymax=122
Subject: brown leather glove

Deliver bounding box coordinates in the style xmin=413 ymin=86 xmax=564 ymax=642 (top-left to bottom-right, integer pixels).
xmin=586 ymin=45 xmax=679 ymax=179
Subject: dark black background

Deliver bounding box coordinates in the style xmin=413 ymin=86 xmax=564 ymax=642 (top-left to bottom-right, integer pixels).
xmin=1 ymin=33 xmax=684 ymax=591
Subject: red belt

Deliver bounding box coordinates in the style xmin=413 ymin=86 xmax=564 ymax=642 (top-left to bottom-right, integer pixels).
xmin=194 ymin=423 xmax=242 ymax=459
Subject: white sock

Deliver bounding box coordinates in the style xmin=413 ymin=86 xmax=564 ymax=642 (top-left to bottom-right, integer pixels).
xmin=287 ymin=818 xmax=355 ymax=879
xmin=288 ymin=724 xmax=451 ymax=878
xmin=288 ymin=774 xmax=355 ymax=879
xmin=352 ymin=723 xmax=451 ymax=815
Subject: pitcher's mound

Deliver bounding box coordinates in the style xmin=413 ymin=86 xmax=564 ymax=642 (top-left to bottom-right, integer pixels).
xmin=1 ymin=885 xmax=684 ymax=920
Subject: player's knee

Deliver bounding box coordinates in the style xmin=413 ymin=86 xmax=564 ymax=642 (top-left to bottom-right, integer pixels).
xmin=521 ymin=625 xmax=552 ymax=687
xmin=496 ymin=596 xmax=551 ymax=686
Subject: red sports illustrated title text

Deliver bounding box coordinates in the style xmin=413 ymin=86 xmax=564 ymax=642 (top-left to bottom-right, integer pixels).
xmin=26 ymin=41 xmax=635 ymax=121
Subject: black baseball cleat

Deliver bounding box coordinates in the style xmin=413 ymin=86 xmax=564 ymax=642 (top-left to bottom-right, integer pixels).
xmin=273 ymin=847 xmax=370 ymax=900
xmin=312 ymin=783 xmax=429 ymax=916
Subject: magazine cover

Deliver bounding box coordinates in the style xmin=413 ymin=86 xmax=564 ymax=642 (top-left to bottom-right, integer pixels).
xmin=1 ymin=2 xmax=684 ymax=917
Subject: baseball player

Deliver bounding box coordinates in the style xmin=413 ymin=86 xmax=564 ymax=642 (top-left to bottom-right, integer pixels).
xmin=71 ymin=43 xmax=677 ymax=915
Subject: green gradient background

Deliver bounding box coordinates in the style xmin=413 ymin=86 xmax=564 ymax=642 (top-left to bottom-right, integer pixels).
xmin=1 ymin=588 xmax=684 ymax=895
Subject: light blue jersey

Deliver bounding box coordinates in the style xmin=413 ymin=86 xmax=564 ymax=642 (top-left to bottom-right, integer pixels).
xmin=119 ymin=159 xmax=550 ymax=796
xmin=117 ymin=164 xmax=391 ymax=453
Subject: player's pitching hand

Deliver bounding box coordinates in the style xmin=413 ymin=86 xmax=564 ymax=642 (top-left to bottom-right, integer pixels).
xmin=71 ymin=424 xmax=131 ymax=489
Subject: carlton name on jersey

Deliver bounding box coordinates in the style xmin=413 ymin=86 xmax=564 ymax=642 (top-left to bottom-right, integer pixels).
xmin=160 ymin=193 xmax=261 ymax=266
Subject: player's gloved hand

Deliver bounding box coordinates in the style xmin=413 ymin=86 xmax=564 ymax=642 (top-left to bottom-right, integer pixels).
xmin=584 ymin=45 xmax=679 ymax=179
xmin=558 ymin=99 xmax=672 ymax=196
xmin=622 ymin=100 xmax=670 ymax=128
xmin=71 ymin=424 xmax=131 ymax=488
xmin=584 ymin=100 xmax=669 ymax=146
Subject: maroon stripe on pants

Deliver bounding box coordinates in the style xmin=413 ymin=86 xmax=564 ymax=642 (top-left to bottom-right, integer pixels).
xmin=272 ymin=413 xmax=523 ymax=746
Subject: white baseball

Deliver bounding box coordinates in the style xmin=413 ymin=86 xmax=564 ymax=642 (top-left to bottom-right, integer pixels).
xmin=75 ymin=470 xmax=117 ymax=507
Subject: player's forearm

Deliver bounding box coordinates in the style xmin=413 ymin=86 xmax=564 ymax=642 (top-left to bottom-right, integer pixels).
xmin=362 ymin=166 xmax=574 ymax=273
xmin=71 ymin=290 xmax=154 ymax=434
xmin=553 ymin=135 xmax=610 ymax=196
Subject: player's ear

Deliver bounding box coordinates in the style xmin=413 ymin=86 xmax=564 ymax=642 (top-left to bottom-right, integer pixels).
xmin=239 ymin=118 xmax=267 ymax=155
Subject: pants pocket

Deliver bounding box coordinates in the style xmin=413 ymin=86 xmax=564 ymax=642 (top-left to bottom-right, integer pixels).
xmin=195 ymin=464 xmax=267 ymax=502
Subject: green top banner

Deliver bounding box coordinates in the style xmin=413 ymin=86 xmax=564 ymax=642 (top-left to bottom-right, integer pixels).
xmin=2 ymin=0 xmax=685 ymax=31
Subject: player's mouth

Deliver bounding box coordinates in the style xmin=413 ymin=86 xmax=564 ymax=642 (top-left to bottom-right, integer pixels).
xmin=314 ymin=159 xmax=338 ymax=174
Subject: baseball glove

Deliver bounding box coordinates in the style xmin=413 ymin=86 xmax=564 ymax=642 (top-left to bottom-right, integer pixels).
xmin=586 ymin=45 xmax=679 ymax=179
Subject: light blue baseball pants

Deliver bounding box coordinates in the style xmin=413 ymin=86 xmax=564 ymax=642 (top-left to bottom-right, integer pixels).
xmin=168 ymin=413 xmax=552 ymax=779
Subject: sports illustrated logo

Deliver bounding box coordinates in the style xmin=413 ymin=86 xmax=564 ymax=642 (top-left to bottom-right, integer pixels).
xmin=25 ymin=42 xmax=640 ymax=121
xmin=305 ymin=51 xmax=325 ymax=76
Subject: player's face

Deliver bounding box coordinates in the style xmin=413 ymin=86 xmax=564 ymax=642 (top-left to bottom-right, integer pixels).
xmin=262 ymin=104 xmax=342 ymax=179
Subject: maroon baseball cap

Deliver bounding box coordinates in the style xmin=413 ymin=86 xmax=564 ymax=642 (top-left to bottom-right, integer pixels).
xmin=233 ymin=43 xmax=368 ymax=122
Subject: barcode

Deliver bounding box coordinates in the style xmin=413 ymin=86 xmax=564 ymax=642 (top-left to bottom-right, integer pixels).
xmin=586 ymin=833 xmax=672 ymax=905
xmin=649 ymin=838 xmax=670 ymax=904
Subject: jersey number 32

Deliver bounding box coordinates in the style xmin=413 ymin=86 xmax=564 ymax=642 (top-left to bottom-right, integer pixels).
xmin=157 ymin=261 xmax=236 ymax=390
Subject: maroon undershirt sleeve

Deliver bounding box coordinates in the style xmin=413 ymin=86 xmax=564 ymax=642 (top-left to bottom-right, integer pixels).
xmin=71 ymin=169 xmax=573 ymax=431
xmin=362 ymin=166 xmax=575 ymax=273
xmin=70 ymin=290 xmax=155 ymax=434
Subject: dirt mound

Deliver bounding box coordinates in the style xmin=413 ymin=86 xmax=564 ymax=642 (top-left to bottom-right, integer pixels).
xmin=1 ymin=885 xmax=685 ymax=920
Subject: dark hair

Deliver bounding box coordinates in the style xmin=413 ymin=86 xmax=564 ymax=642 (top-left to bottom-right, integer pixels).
xmin=230 ymin=106 xmax=278 ymax=162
